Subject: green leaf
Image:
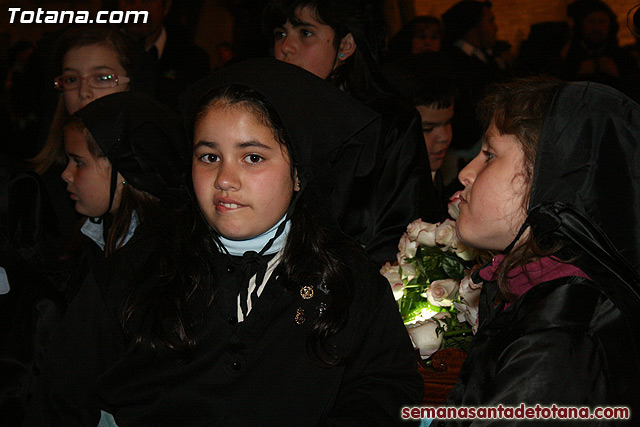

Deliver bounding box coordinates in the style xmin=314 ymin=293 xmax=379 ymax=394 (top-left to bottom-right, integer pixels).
xmin=400 ymin=297 xmax=446 ymax=323
xmin=442 ymin=254 xmax=466 ymax=281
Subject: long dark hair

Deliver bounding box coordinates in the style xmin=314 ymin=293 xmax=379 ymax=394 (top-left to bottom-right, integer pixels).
xmin=122 ymin=85 xmax=358 ymax=364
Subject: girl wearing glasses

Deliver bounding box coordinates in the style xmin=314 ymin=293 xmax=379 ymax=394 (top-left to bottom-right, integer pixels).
xmin=26 ymin=26 xmax=139 ymax=295
xmin=32 ymin=25 xmax=136 ymax=177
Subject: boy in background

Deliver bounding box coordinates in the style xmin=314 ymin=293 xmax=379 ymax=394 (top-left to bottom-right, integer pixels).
xmin=412 ymin=76 xmax=460 ymax=219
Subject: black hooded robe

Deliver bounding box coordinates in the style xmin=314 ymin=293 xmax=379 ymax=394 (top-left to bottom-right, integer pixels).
xmin=438 ymin=81 xmax=640 ymax=426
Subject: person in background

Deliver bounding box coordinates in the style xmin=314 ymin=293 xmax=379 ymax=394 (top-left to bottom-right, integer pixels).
xmin=0 ymin=27 xmax=144 ymax=426
xmin=386 ymin=15 xmax=444 ymax=63
xmin=441 ymin=0 xmax=503 ymax=156
xmin=32 ymin=25 xmax=135 ymax=178
xmin=117 ymin=0 xmax=210 ymax=110
xmin=264 ymin=0 xmax=440 ymax=265
xmin=412 ymin=76 xmax=461 ymax=220
xmin=565 ymin=0 xmax=639 ymax=101
xmin=436 ymin=77 xmax=640 ymax=425
xmin=2 ymin=40 xmax=36 ymax=161
xmin=214 ymin=42 xmax=236 ymax=69
xmin=492 ymin=39 xmax=513 ymax=73
xmin=513 ymin=21 xmax=570 ymax=79
xmin=382 ymin=52 xmax=461 ymax=220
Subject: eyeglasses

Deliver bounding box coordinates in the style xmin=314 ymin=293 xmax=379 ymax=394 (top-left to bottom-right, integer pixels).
xmin=53 ymin=73 xmax=130 ymax=91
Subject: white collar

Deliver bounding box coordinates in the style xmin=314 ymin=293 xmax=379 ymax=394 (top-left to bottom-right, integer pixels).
xmin=454 ymin=39 xmax=488 ymax=63
xmin=217 ymin=215 xmax=290 ymax=256
xmin=0 ymin=267 xmax=9 ymax=295
xmin=81 ymin=211 xmax=139 ymax=251
xmin=150 ymin=27 xmax=167 ymax=59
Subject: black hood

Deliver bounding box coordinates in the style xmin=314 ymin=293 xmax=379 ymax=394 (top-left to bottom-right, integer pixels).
xmin=75 ymin=91 xmax=190 ymax=205
xmin=527 ymin=81 xmax=640 ymax=349
xmin=180 ymin=57 xmax=380 ymax=189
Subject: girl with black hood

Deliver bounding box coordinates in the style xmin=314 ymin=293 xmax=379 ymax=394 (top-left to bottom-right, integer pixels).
xmin=3 ymin=91 xmax=187 ymax=427
xmin=59 ymin=91 xmax=189 ymax=300
xmin=434 ymin=77 xmax=640 ymax=425
xmin=26 ymin=58 xmax=422 ymax=426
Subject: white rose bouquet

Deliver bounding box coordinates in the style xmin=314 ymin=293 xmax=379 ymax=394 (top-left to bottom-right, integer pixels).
xmin=381 ymin=192 xmax=487 ymax=360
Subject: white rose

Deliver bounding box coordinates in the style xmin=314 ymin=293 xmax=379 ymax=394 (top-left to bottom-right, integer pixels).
xmin=406 ymin=313 xmax=449 ymax=359
xmin=391 ymin=283 xmax=404 ymax=301
xmin=455 ymin=275 xmax=482 ymax=333
xmin=380 ymin=262 xmax=404 ymax=301
xmin=453 ymin=242 xmax=477 ymax=261
xmin=400 ymin=262 xmax=418 ymax=283
xmin=453 ymin=301 xmax=479 ymax=334
xmin=406 ymin=219 xmax=438 ymax=247
xmin=426 ymin=279 xmax=459 ymax=307
xmin=435 ymin=219 xmax=457 ymax=248
xmin=398 ymin=232 xmax=418 ymax=260
xmin=448 ymin=191 xmax=462 ymax=220
xmin=458 ymin=275 xmax=481 ymax=309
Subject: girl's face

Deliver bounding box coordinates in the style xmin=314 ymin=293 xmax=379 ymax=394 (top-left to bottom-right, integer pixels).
xmin=273 ymin=6 xmax=346 ymax=80
xmin=62 ymin=43 xmax=129 ymax=115
xmin=192 ymin=104 xmax=297 ymax=240
xmin=61 ymin=126 xmax=123 ymax=217
xmin=412 ymin=24 xmax=441 ymax=54
xmin=456 ymin=120 xmax=528 ymax=251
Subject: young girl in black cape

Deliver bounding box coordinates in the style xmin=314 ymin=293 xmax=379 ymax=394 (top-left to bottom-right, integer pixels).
xmin=433 ymin=78 xmax=640 ymax=425
xmin=26 ymin=58 xmax=423 ymax=426
xmin=59 ymin=90 xmax=188 ymax=301
xmin=7 ymin=91 xmax=186 ymax=427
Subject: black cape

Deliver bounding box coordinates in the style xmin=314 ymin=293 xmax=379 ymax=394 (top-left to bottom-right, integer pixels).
xmin=440 ymin=82 xmax=640 ymax=425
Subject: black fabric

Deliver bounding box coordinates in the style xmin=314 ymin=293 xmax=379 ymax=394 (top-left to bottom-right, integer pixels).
xmin=440 ymin=81 xmax=640 ymax=425
xmin=527 ymin=82 xmax=640 ymax=363
xmin=152 ymin=25 xmax=210 ymax=112
xmin=0 ymin=261 xmax=65 ymax=427
xmin=442 ymin=1 xmax=488 ymax=45
xmin=0 ymin=166 xmax=68 ymax=427
xmin=440 ymin=44 xmax=505 ymax=150
xmin=25 ymin=239 xmax=423 ymax=426
xmin=439 ymin=277 xmax=638 ymax=426
xmin=7 ymin=171 xmax=60 ymax=273
xmin=335 ymin=91 xmax=440 ymax=263
xmin=75 ymin=91 xmax=190 ymax=206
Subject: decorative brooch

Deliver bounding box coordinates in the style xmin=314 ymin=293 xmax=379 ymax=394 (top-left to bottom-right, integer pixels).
xmin=300 ymin=285 xmax=314 ymax=299
xmin=295 ymin=307 xmax=306 ymax=325
xmin=296 ymin=282 xmax=330 ymax=324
